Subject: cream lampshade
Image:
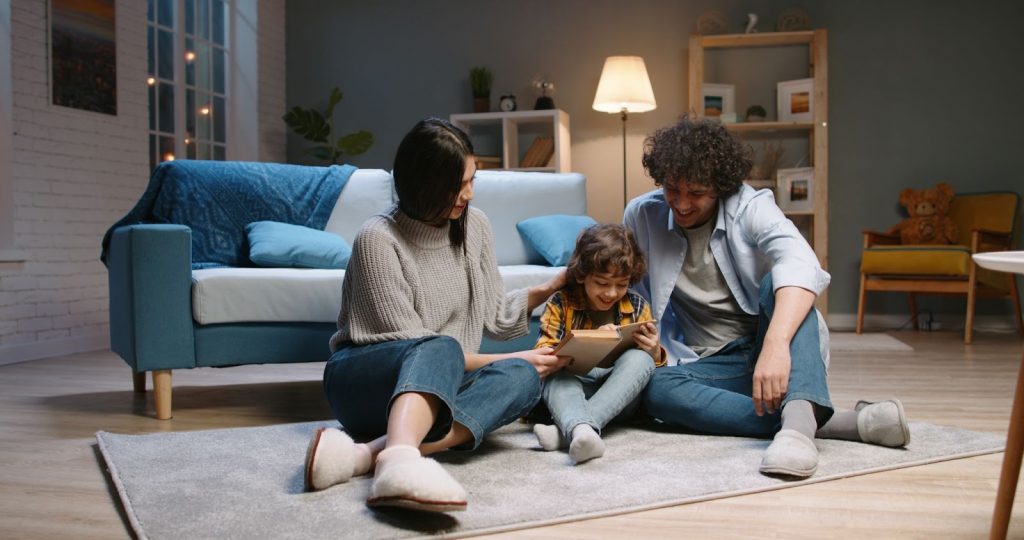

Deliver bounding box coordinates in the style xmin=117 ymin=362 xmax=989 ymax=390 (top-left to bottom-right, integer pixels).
xmin=592 ymin=56 xmax=657 ymax=209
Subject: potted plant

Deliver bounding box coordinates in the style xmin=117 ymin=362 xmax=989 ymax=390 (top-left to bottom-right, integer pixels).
xmin=745 ymin=104 xmax=767 ymax=122
xmin=470 ymin=66 xmax=494 ymax=113
xmin=283 ymin=86 xmax=373 ymax=164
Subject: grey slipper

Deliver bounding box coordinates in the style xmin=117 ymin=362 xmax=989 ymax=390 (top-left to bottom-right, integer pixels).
xmin=855 ymin=398 xmax=911 ymax=448
xmin=759 ymin=429 xmax=819 ymax=478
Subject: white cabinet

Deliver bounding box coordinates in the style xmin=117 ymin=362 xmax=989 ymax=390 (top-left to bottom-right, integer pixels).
xmin=449 ymin=109 xmax=571 ymax=172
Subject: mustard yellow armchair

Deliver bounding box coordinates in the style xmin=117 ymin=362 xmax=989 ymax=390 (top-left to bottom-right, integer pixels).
xmin=856 ymin=191 xmax=1023 ymax=343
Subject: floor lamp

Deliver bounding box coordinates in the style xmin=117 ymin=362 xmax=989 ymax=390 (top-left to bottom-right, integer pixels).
xmin=592 ymin=56 xmax=657 ymax=209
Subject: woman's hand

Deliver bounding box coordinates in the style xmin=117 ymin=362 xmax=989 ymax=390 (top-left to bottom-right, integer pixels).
xmin=752 ymin=338 xmax=791 ymax=416
xmin=633 ymin=322 xmax=662 ymax=363
xmin=527 ymin=269 xmax=567 ymax=311
xmin=519 ymin=347 xmax=569 ymax=378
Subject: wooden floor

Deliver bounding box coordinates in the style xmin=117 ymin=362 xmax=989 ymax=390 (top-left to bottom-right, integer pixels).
xmin=2 ymin=330 xmax=1024 ymax=539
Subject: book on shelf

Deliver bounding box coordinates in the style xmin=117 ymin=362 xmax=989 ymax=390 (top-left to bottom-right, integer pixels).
xmin=520 ymin=136 xmax=555 ymax=168
xmin=552 ymin=320 xmax=655 ymax=375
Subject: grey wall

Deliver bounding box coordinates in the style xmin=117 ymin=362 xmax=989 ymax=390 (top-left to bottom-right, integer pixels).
xmin=286 ymin=0 xmax=1024 ymax=319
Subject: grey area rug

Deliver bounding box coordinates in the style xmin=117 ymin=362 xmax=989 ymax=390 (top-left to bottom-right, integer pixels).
xmin=830 ymin=332 xmax=913 ymax=352
xmin=96 ymin=419 xmax=1001 ymax=540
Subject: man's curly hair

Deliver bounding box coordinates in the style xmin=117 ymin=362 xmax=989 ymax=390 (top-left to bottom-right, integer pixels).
xmin=641 ymin=115 xmax=752 ymax=198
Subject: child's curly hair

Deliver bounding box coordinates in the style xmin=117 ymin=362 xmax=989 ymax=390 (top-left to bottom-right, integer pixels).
xmin=566 ymin=224 xmax=646 ymax=287
xmin=641 ymin=115 xmax=752 ymax=197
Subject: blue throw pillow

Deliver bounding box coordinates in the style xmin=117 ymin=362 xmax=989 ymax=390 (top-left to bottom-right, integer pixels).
xmin=516 ymin=214 xmax=598 ymax=266
xmin=246 ymin=221 xmax=351 ymax=269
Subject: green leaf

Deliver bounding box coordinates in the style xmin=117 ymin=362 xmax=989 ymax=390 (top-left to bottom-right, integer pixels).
xmin=284 ymin=108 xmax=330 ymax=143
xmin=324 ymin=86 xmax=343 ymax=120
xmin=336 ymin=131 xmax=374 ymax=157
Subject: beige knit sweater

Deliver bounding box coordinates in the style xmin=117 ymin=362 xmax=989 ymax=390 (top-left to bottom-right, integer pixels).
xmin=329 ymin=206 xmax=530 ymax=354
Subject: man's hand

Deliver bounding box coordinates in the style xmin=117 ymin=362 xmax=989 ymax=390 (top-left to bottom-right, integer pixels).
xmin=751 ymin=338 xmax=791 ymax=416
xmin=520 ymin=347 xmax=569 ymax=378
xmin=633 ymin=322 xmax=662 ymax=363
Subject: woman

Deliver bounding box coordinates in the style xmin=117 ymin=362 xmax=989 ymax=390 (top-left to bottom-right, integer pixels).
xmin=304 ymin=118 xmax=567 ymax=513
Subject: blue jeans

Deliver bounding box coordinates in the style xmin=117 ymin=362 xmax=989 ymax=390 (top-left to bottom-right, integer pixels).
xmin=323 ymin=335 xmax=541 ymax=450
xmin=544 ymin=348 xmax=655 ymax=437
xmin=643 ymin=276 xmax=833 ymax=438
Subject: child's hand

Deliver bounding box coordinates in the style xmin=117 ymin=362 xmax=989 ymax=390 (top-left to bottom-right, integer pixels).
xmin=521 ymin=347 xmax=570 ymax=378
xmin=633 ymin=322 xmax=662 ymax=363
xmin=597 ymin=323 xmax=617 ymax=331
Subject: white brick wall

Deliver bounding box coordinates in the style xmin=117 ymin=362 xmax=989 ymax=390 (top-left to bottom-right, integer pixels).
xmin=0 ymin=0 xmax=288 ymax=364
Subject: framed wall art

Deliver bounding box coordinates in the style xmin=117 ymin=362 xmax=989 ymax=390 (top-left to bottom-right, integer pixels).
xmin=702 ymin=83 xmax=735 ymax=118
xmin=776 ymin=78 xmax=812 ymax=122
xmin=776 ymin=167 xmax=814 ymax=213
xmin=49 ymin=0 xmax=117 ymax=115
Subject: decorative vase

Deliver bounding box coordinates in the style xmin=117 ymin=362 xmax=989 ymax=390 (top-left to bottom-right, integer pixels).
xmin=473 ymin=97 xmax=490 ymax=113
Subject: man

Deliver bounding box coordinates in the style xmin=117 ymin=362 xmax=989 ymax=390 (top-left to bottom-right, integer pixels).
xmin=624 ymin=116 xmax=909 ymax=477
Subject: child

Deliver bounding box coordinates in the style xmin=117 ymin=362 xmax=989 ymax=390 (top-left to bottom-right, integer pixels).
xmin=532 ymin=223 xmax=666 ymax=464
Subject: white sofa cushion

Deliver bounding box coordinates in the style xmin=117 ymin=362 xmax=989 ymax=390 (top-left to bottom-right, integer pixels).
xmin=458 ymin=170 xmax=586 ymax=266
xmin=192 ymin=267 xmax=347 ymax=324
xmin=323 ymin=169 xmax=396 ymax=244
xmin=192 ymin=265 xmax=563 ymax=324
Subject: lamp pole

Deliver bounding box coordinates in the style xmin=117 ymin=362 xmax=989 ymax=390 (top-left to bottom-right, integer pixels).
xmin=621 ymin=108 xmax=628 ymax=209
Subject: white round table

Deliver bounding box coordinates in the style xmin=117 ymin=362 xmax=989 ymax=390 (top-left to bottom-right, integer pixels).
xmin=973 ymin=251 xmax=1024 ymax=540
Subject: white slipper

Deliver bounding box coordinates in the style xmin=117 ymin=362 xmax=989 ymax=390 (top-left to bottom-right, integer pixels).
xmin=759 ymin=429 xmax=819 ymax=478
xmin=304 ymin=427 xmax=356 ymax=492
xmin=856 ymin=398 xmax=911 ymax=448
xmin=367 ymin=456 xmax=467 ymax=513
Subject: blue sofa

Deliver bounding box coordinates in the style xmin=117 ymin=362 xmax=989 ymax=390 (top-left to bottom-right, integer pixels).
xmin=102 ymin=160 xmax=588 ymax=419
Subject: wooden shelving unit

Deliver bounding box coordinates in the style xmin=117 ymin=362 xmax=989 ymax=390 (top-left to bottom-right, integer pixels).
xmin=449 ymin=109 xmax=571 ymax=173
xmin=688 ymin=29 xmax=829 ymax=311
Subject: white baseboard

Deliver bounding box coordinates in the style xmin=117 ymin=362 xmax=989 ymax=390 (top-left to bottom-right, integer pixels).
xmin=0 ymin=334 xmax=109 ymax=366
xmin=827 ymin=312 xmax=1020 ymax=333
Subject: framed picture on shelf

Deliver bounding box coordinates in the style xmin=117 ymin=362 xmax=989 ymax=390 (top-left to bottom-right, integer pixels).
xmin=776 ymin=167 xmax=814 ymax=213
xmin=776 ymin=78 xmax=813 ymax=122
xmin=702 ymin=83 xmax=735 ymax=118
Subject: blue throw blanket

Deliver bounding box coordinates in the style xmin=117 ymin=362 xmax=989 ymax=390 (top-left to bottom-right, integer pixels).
xmin=100 ymin=160 xmax=355 ymax=269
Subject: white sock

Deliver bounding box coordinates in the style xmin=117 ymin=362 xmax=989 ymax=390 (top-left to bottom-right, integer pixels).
xmin=569 ymin=424 xmax=604 ymax=464
xmin=533 ymin=424 xmax=567 ymax=451
xmin=375 ymin=444 xmax=420 ymax=475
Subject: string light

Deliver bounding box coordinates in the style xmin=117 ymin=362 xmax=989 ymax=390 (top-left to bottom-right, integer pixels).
xmin=146 ymin=77 xmax=156 ymax=86
xmin=199 ymin=106 xmax=210 ymax=115
xmin=185 ymin=51 xmax=196 ymax=62
xmin=163 ymin=153 xmax=175 ymax=162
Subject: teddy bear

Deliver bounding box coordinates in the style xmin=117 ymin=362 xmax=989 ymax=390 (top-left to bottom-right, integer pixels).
xmin=886 ymin=182 xmax=958 ymax=245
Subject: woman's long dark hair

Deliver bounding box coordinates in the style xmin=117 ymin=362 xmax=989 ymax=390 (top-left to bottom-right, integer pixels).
xmin=392 ymin=118 xmax=474 ymax=249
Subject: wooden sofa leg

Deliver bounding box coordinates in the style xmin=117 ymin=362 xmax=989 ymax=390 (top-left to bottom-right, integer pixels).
xmin=153 ymin=370 xmax=173 ymax=420
xmin=908 ymin=293 xmax=919 ymax=331
xmin=856 ymin=273 xmax=867 ymax=334
xmin=132 ymin=371 xmax=146 ymax=393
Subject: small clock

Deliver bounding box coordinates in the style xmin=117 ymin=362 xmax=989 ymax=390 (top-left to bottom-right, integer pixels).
xmin=499 ymin=95 xmax=517 ymax=112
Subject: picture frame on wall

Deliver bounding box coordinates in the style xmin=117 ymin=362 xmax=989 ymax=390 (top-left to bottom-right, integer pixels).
xmin=49 ymin=0 xmax=117 ymax=115
xmin=776 ymin=167 xmax=814 ymax=213
xmin=702 ymin=83 xmax=735 ymax=118
xmin=776 ymin=78 xmax=813 ymax=122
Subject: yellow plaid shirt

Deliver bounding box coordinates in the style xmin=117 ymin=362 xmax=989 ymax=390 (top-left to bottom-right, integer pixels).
xmin=534 ymin=288 xmax=666 ymax=367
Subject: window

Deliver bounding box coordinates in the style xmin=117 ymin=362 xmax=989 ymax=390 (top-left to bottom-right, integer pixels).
xmin=146 ymin=0 xmax=230 ymax=169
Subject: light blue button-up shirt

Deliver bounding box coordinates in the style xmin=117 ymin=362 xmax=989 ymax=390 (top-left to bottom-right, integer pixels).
xmin=624 ymin=184 xmax=831 ymax=366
